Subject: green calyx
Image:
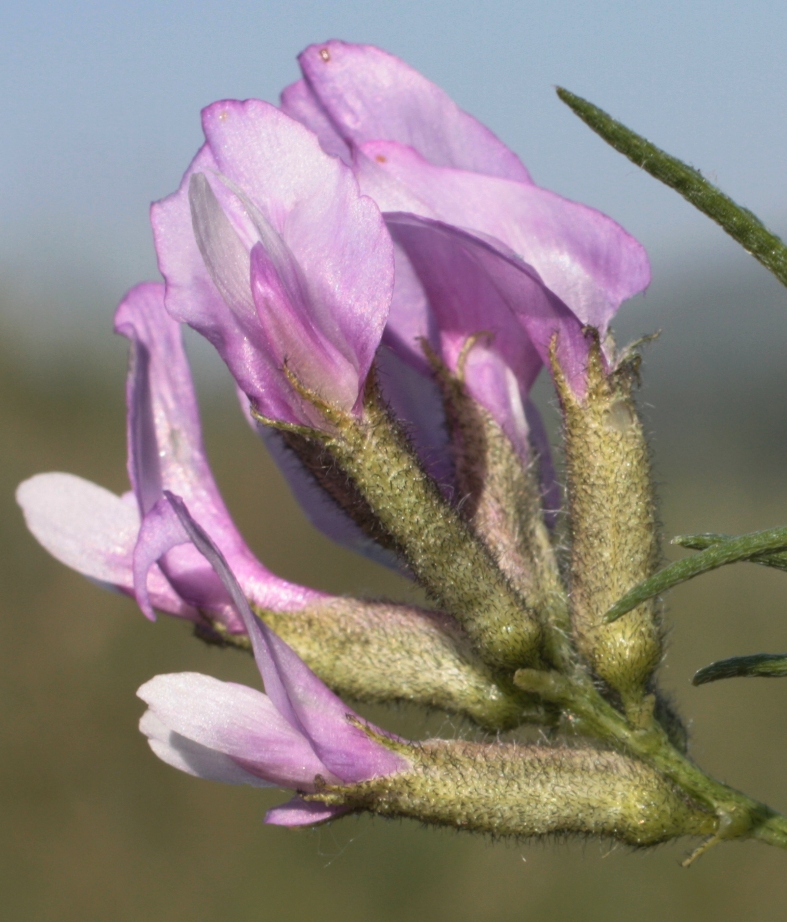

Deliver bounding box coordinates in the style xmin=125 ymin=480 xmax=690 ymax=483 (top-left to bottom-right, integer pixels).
xmin=263 ymin=370 xmax=544 ymax=672
xmin=310 ymin=738 xmax=715 ymax=846
xmin=553 ymin=337 xmax=662 ymax=704
xmin=239 ymin=341 xmax=787 ymax=860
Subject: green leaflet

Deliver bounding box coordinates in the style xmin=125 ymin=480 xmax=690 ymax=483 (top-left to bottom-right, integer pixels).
xmin=604 ymin=526 xmax=787 ymax=623
xmin=674 ymin=533 xmax=787 ymax=571
xmin=693 ymin=654 xmax=787 ymax=686
xmin=556 ymin=87 xmax=787 ymax=290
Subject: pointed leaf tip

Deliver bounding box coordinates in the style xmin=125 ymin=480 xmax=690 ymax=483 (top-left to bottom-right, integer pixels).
xmin=605 ymin=525 xmax=787 ymax=623
xmin=692 ymin=653 xmax=787 ymax=686
xmin=555 ymin=86 xmax=787 ymax=290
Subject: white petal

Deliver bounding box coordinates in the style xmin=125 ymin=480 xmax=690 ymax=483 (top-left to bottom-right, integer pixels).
xmin=140 ymin=710 xmax=271 ymax=786
xmin=138 ymin=673 xmax=329 ymax=787
xmin=17 ymin=473 xmax=139 ymax=586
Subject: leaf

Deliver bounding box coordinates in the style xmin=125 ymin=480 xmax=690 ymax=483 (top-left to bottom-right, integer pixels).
xmin=604 ymin=526 xmax=787 ymax=623
xmin=693 ymin=654 xmax=787 ymax=686
xmin=556 ymin=87 xmax=787 ymax=291
xmin=674 ymin=533 xmax=787 ymax=572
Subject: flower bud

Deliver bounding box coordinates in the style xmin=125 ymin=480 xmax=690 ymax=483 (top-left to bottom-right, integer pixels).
xmin=555 ymin=337 xmax=662 ymax=705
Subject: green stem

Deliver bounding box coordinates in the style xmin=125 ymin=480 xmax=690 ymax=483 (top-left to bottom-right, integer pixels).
xmin=514 ymin=667 xmax=787 ymax=850
xmin=556 ymin=87 xmax=787 ymax=290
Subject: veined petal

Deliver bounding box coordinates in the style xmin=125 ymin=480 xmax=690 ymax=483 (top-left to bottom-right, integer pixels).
xmin=292 ymin=40 xmax=532 ymax=182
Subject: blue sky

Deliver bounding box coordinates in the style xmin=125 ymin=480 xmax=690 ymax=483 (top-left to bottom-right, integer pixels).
xmin=2 ymin=0 xmax=786 ymax=360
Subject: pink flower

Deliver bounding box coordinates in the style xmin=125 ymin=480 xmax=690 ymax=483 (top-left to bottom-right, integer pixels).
xmin=137 ymin=493 xmax=409 ymax=825
xmin=17 ymin=284 xmax=326 ymax=632
xmin=151 ymin=100 xmax=395 ymax=430
xmin=284 ymin=39 xmax=650 ymax=409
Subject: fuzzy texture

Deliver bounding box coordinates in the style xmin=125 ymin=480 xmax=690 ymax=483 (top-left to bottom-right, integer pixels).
xmin=317 ymin=738 xmax=715 ymax=845
xmin=137 ymin=493 xmax=409 ymax=826
xmin=426 ymin=353 xmax=571 ymax=669
xmin=273 ymin=375 xmax=542 ymax=671
xmin=261 ymin=601 xmax=530 ymax=731
xmin=555 ymin=341 xmax=662 ymax=703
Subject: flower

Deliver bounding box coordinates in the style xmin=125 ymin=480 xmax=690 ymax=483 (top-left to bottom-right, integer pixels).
xmin=17 ymin=283 xmax=326 ymax=632
xmin=137 ymin=493 xmax=409 ymax=825
xmin=151 ymin=99 xmax=395 ymax=431
xmin=283 ymin=40 xmax=650 ymax=407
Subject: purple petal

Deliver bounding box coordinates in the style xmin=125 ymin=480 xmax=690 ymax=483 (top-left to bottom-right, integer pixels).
xmin=279 ymin=78 xmax=352 ymax=164
xmin=154 ymin=101 xmax=394 ymax=427
xmin=139 ymin=673 xmax=333 ymax=788
xmin=259 ymin=625 xmax=409 ymax=783
xmin=265 ymin=796 xmax=349 ymax=827
xmin=249 ymin=242 xmax=360 ymax=410
xmin=16 ymin=473 xmax=193 ymax=617
xmin=116 ymin=283 xmax=323 ymax=618
xmin=152 ymin=144 xmax=232 ymax=338
xmin=165 ymin=493 xmax=409 ymax=783
xmin=292 ymin=41 xmax=532 ymax=182
xmin=154 ymin=150 xmax=307 ymax=427
xmin=201 ymin=100 xmax=393 ymax=403
xmin=386 ymin=214 xmax=589 ymax=450
xmin=132 ymin=496 xmax=226 ymax=622
xmin=356 ymin=140 xmax=650 ymax=333
xmin=187 ymin=173 xmax=258 ymax=325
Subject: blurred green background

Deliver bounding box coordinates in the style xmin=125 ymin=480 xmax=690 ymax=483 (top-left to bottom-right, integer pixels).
xmin=3 ymin=243 xmax=787 ymax=921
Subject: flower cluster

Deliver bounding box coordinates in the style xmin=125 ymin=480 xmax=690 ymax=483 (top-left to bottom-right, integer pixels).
xmin=19 ymin=41 xmax=699 ymax=843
